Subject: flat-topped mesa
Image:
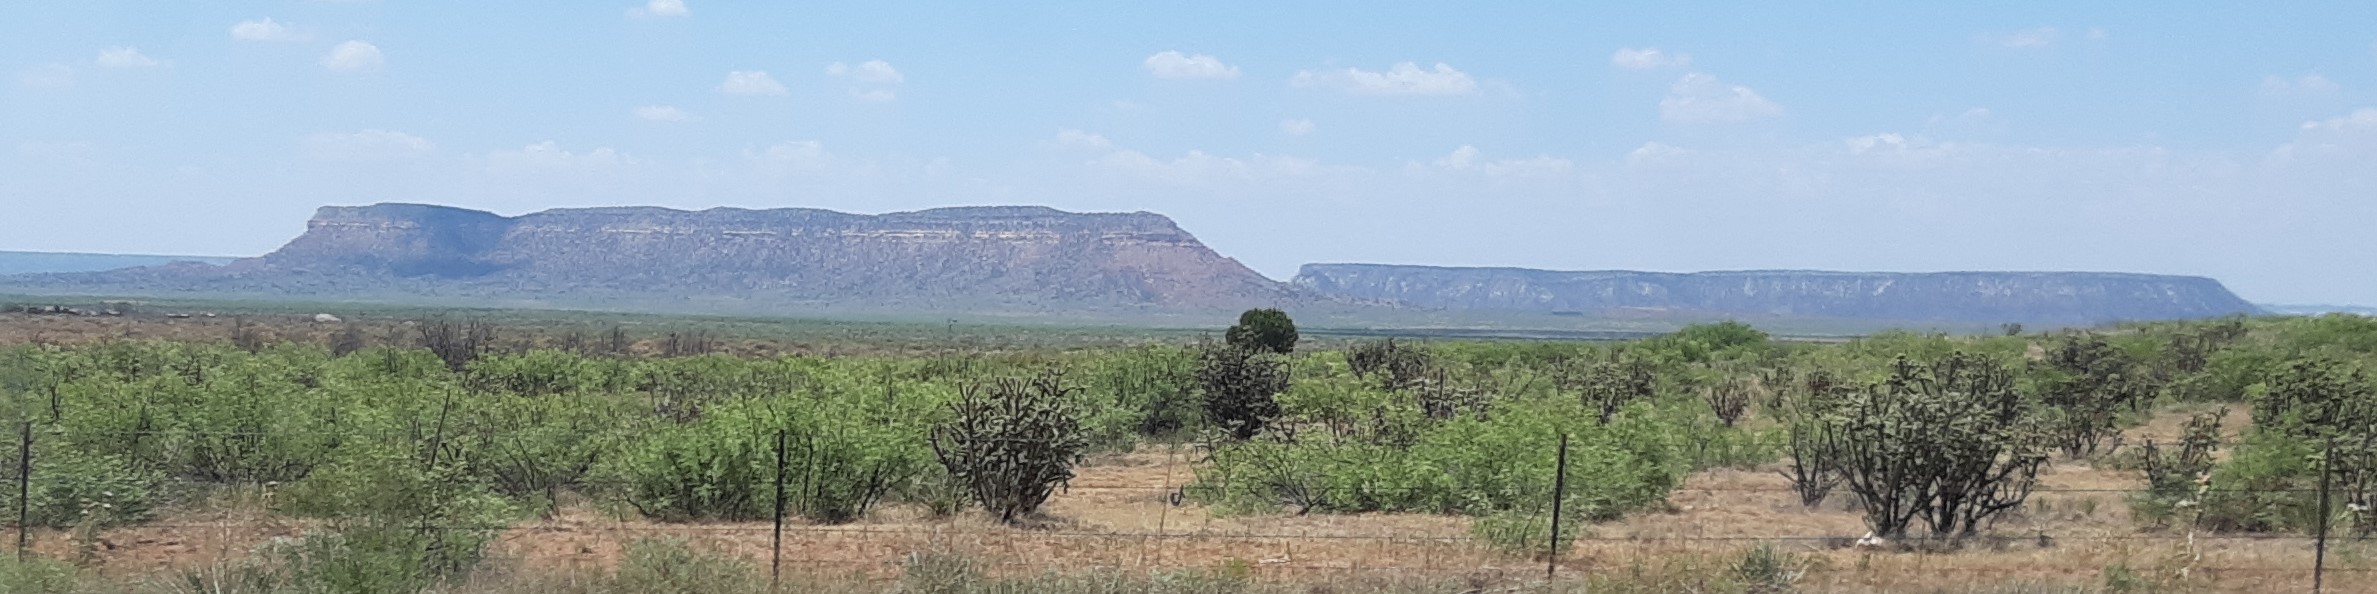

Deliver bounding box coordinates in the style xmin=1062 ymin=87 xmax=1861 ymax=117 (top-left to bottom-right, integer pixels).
xmin=269 ymin=204 xmax=516 ymax=276
xmin=1292 ymin=263 xmax=2260 ymax=325
xmin=255 ymin=203 xmax=1287 ymax=309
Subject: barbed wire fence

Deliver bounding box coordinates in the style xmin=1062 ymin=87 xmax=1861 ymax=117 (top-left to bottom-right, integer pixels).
xmin=2 ymin=425 xmax=2371 ymax=592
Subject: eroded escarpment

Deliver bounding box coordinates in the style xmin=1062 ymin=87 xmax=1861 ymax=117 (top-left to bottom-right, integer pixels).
xmin=1292 ymin=263 xmax=2259 ymax=325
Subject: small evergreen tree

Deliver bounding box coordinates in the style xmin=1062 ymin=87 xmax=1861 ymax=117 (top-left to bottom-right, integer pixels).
xmin=1224 ymin=308 xmax=1299 ymax=355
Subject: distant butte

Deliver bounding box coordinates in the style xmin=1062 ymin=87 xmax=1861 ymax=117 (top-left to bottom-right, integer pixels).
xmin=1292 ymin=263 xmax=2259 ymax=325
xmin=0 ymin=203 xmax=2262 ymax=326
xmin=15 ymin=203 xmax=1298 ymax=312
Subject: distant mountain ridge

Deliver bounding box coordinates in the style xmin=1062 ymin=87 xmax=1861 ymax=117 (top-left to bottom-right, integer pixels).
xmin=2259 ymin=304 xmax=2377 ymax=317
xmin=15 ymin=203 xmax=1297 ymax=312
xmin=1292 ymin=263 xmax=2260 ymax=325
xmin=0 ymin=251 xmax=235 ymax=276
xmin=2 ymin=203 xmax=2272 ymax=327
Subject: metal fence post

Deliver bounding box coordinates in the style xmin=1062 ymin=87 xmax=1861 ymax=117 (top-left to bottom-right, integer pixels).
xmin=1547 ymin=432 xmax=1570 ymax=579
xmin=772 ymin=429 xmax=789 ymax=590
xmin=2314 ymin=435 xmax=2334 ymax=594
xmin=15 ymin=420 xmax=31 ymax=563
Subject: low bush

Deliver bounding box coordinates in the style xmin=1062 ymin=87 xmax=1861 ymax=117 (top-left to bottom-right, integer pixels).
xmin=1189 ymin=398 xmax=1686 ymax=519
xmin=2 ymin=439 xmax=157 ymax=529
xmin=606 ymin=538 xmax=763 ymax=594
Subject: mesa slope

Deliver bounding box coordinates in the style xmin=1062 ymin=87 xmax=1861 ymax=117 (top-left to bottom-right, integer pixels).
xmin=1292 ymin=263 xmax=2259 ymax=326
xmin=13 ymin=203 xmax=1297 ymax=315
xmin=0 ymin=202 xmax=2267 ymax=329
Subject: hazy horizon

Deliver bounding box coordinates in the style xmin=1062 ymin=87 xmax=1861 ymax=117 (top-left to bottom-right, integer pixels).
xmin=6 ymin=2 xmax=2375 ymax=305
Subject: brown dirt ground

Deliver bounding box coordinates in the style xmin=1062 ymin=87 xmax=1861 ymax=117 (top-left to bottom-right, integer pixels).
xmin=32 ymin=420 xmax=2374 ymax=593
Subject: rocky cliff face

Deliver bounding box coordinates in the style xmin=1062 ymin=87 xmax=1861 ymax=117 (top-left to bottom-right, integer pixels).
xmin=1293 ymin=264 xmax=2259 ymax=324
xmin=161 ymin=203 xmax=1296 ymax=310
xmin=6 ymin=203 xmax=2269 ymax=326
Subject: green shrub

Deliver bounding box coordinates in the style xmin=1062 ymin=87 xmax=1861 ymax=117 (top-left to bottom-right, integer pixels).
xmin=1079 ymin=345 xmax=1200 ymax=446
xmin=1683 ymin=422 xmax=1785 ymax=471
xmin=1188 ymin=398 xmax=1686 ymax=519
xmin=0 ymin=557 xmax=78 ymax=594
xmin=1645 ymin=321 xmax=1772 ymax=364
xmin=1195 ymin=345 xmax=1288 ymax=441
xmin=276 ymin=443 xmax=516 ymax=589
xmin=271 ymin=527 xmax=454 ymax=594
xmin=1 ymin=438 xmax=157 ymax=529
xmin=466 ymin=349 xmax=608 ymax=396
xmin=608 ymin=538 xmax=762 ymax=594
xmin=2191 ymin=357 xmax=2377 ymax=535
xmin=2126 ymin=410 xmax=2224 ymax=528
xmin=600 ymin=399 xmax=923 ymax=524
xmin=602 ymin=417 xmax=780 ymax=522
xmin=2197 ymin=432 xmax=2325 ymax=533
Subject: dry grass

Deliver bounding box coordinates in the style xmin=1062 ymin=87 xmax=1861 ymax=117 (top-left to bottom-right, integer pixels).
xmin=26 ymin=434 xmax=2373 ymax=594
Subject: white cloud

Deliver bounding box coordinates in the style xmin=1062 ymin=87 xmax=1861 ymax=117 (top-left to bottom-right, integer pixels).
xmin=231 ymin=18 xmax=309 ymax=42
xmin=1987 ymin=27 xmax=2059 ymax=49
xmin=1291 ymin=62 xmax=1478 ymax=96
xmin=2085 ymin=27 xmax=2108 ymax=41
xmin=825 ymin=60 xmax=901 ymax=102
xmin=627 ymin=0 xmax=689 ymax=18
xmin=633 ymin=105 xmax=692 ymax=122
xmin=16 ymin=64 xmax=74 ymax=89
xmin=1625 ymin=142 xmax=1692 ymax=166
xmin=1054 ymin=129 xmax=1112 ymax=150
xmin=96 ymin=47 xmax=164 ymax=69
xmin=320 ymin=41 xmax=384 ymax=72
xmin=1659 ymin=73 xmax=1783 ymax=124
xmin=2300 ymin=108 xmax=2377 ymax=133
xmin=304 ymin=129 xmax=433 ymax=161
xmin=826 ymin=60 xmax=904 ymax=84
xmin=489 ymin=141 xmax=634 ymax=172
xmin=1093 ymin=150 xmax=1319 ymax=184
xmin=1280 ymin=118 xmax=1316 ymax=136
xmin=1610 ymin=47 xmax=1690 ymax=70
xmin=717 ymin=70 xmax=787 ymax=96
xmin=1143 ymin=51 xmax=1239 ymax=80
xmin=2277 ymin=108 xmax=2377 ymax=161
xmin=1053 ymin=132 xmax=1322 ymax=185
xmin=1845 ymin=133 xmax=1912 ymax=154
xmin=2262 ymin=74 xmax=2341 ymax=97
xmin=1429 ymin=145 xmax=1574 ymax=178
xmin=1433 ymin=145 xmax=1480 ymax=169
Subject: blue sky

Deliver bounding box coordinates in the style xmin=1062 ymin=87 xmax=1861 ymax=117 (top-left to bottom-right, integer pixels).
xmin=5 ymin=1 xmax=2376 ymax=304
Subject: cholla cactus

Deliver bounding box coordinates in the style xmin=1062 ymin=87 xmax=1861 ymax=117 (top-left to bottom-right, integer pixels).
xmin=931 ymin=372 xmax=1088 ymax=524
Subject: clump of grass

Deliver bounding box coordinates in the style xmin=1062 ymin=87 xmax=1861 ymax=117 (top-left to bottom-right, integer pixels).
xmin=1729 ymin=543 xmax=1811 ymax=594
xmin=606 ymin=538 xmax=762 ymax=594
xmin=1470 ymin=509 xmax=1579 ymax=560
